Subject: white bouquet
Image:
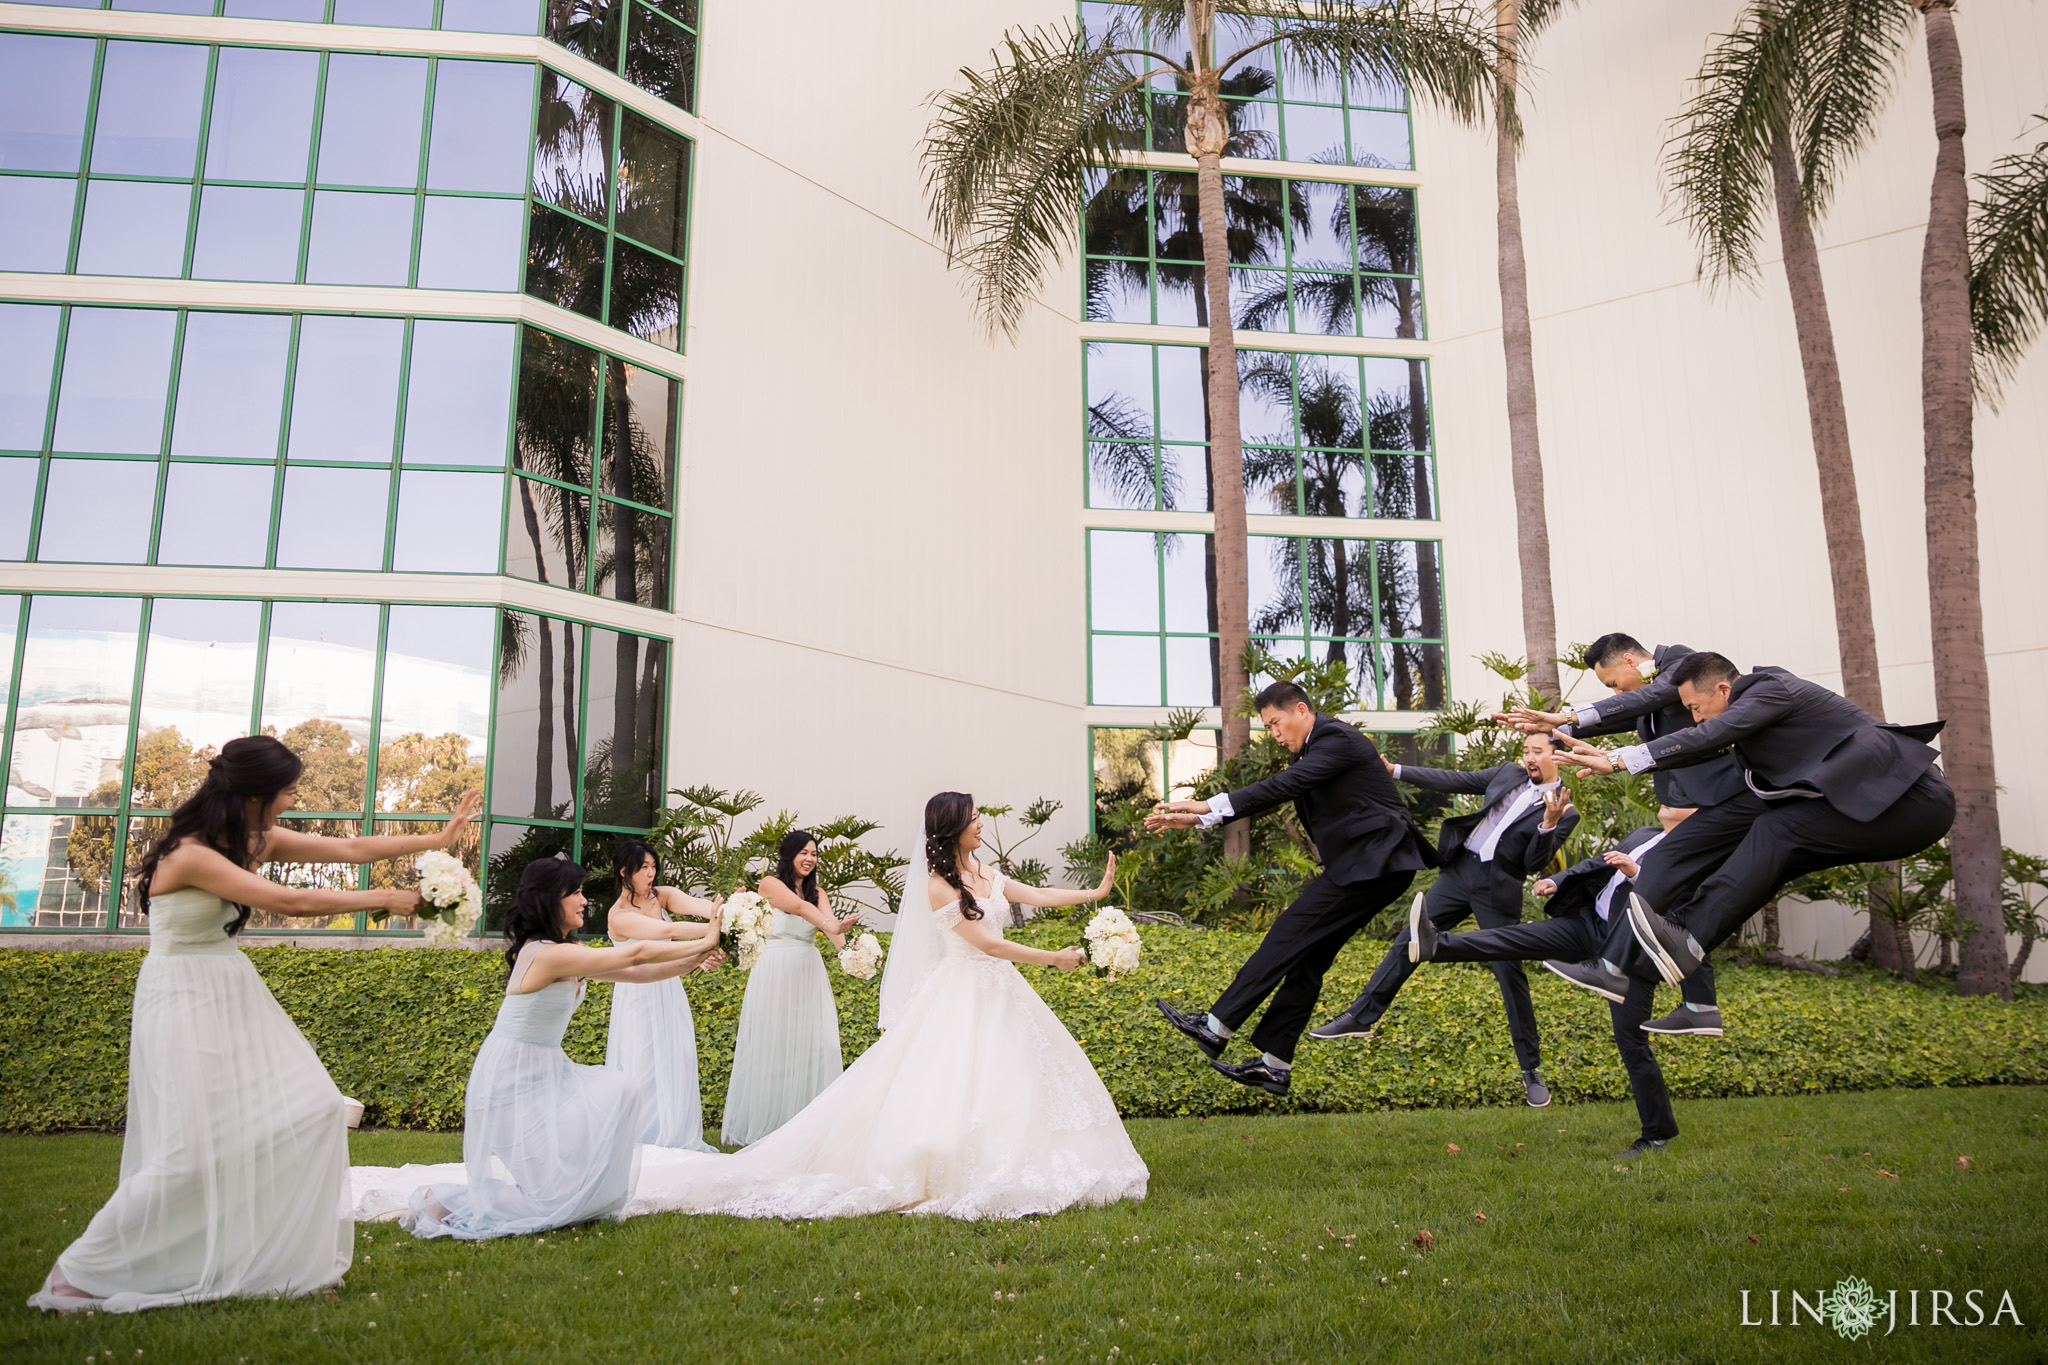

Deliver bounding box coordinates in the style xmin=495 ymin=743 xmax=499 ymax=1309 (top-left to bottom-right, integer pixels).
xmin=720 ymin=890 xmax=775 ymax=972
xmin=1083 ymin=905 xmax=1143 ymax=980
xmin=837 ymin=931 xmax=885 ymax=980
xmin=414 ymin=849 xmax=481 ymax=947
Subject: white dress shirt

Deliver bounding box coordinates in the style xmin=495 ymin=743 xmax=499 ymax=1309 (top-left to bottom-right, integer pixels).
xmin=1467 ymin=778 xmax=1559 ymax=863
xmin=1593 ymin=828 xmax=1671 ymax=921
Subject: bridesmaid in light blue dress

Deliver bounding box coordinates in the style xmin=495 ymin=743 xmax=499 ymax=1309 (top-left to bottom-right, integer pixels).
xmin=604 ymin=839 xmax=724 ymax=1152
xmin=720 ymin=829 xmax=863 ymax=1146
xmin=401 ymin=857 xmax=716 ymax=1240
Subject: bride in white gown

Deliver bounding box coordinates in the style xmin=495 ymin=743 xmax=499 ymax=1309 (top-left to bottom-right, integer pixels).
xmin=625 ymin=791 xmax=1147 ymax=1221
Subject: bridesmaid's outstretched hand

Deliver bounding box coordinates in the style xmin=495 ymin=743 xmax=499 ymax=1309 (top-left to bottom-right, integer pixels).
xmin=438 ymin=789 xmax=482 ymax=847
xmin=1090 ymin=852 xmax=1118 ymax=901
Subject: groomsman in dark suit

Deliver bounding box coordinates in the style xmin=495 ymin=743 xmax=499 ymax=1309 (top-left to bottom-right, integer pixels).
xmin=1496 ymin=633 xmax=1760 ymax=1036
xmin=1575 ymin=652 xmax=1954 ymax=985
xmin=1403 ymin=807 xmax=1695 ymax=1157
xmin=1145 ymin=681 xmax=1436 ymax=1098
xmin=1306 ymin=732 xmax=1579 ymax=1108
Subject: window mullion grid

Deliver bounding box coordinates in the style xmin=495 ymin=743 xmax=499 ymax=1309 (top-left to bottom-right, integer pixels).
xmin=570 ymin=617 xmax=592 ymax=875
xmin=102 ymin=595 xmax=154 ymax=930
xmin=1153 ymin=530 xmax=1169 ymax=709
xmin=297 ymin=53 xmax=331 ymax=285
xmin=0 ymin=596 xmax=31 ymax=840
xmin=516 ymin=64 xmax=541 ymax=300
xmin=65 ymin=40 xmax=106 ymax=276
xmin=178 ymin=45 xmax=221 ymax=282
xmin=409 ymin=56 xmax=438 ymax=290
xmin=266 ymin=313 xmax=303 ymax=568
xmin=26 ymin=307 xmax=72 ymax=562
xmin=1363 ymin=533 xmax=1386 ymax=711
xmin=147 ymin=310 xmax=190 ymax=567
xmin=477 ymin=603 xmax=504 ymax=925
xmin=355 ymin=602 xmax=392 ymax=932
xmin=383 ymin=318 xmax=415 ymax=571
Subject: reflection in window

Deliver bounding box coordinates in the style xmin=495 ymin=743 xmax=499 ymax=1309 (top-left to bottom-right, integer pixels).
xmin=533 ymin=70 xmax=612 ymax=223
xmin=377 ymin=604 xmax=491 ymax=812
xmin=172 ymin=312 xmax=293 ymax=461
xmin=403 ymin=320 xmax=516 ymax=467
xmin=0 ymin=33 xmax=96 ymax=173
xmin=7 ymin=595 xmax=141 ymax=810
xmin=53 ymin=308 xmax=177 ymax=456
xmin=0 ymin=462 xmax=33 ymax=559
xmin=3 ymin=810 xmax=118 ymax=930
xmin=591 ymin=499 xmax=669 ymax=608
xmin=545 ymin=0 xmax=624 ymax=73
xmin=623 ymin=2 xmax=697 ymax=112
xmin=134 ymin=598 xmax=262 ymax=809
xmin=91 ymin=40 xmax=207 ymax=178
xmin=289 ymin=315 xmax=405 ymax=463
xmin=427 ymin=60 xmax=536 ymax=194
xmin=484 ymin=817 xmax=571 ymax=930
xmin=416 ymin=194 xmax=525 ymax=292
xmin=514 ymin=326 xmax=598 ymax=491
xmin=317 ymin=54 xmax=429 ymax=189
xmin=616 ymin=111 xmax=688 ymax=258
xmin=0 ymin=176 xmax=77 ymax=273
xmin=608 ymin=237 xmax=683 ymax=350
xmin=206 ymin=46 xmax=319 ymax=183
xmin=393 ymin=471 xmax=501 ymax=574
xmin=493 ymin=610 xmax=581 ymax=820
xmin=583 ymin=628 xmax=665 ymax=828
xmin=506 ymin=474 xmax=589 ymax=590
xmin=0 ymin=305 xmax=59 ymax=451
xmin=275 ymin=466 xmax=390 ymax=570
xmin=190 ymin=185 xmax=305 ymax=283
xmin=157 ymin=463 xmax=273 ymax=567
xmin=38 ymin=459 xmax=156 ymax=565
xmin=365 ymin=817 xmax=483 ymax=932
xmin=1091 ymin=725 xmax=1219 ymax=825
xmin=75 ymin=179 xmax=192 ymax=278
xmin=251 ymin=816 xmax=361 ymax=930
xmin=261 ymin=601 xmax=380 ymax=815
xmin=305 ymin=189 xmax=415 ymax=286
xmin=526 ymin=201 xmax=608 ymax=319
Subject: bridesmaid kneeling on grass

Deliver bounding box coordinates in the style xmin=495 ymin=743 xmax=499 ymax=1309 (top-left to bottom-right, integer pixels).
xmin=398 ymin=856 xmax=718 ymax=1240
xmin=604 ymin=838 xmax=725 ymax=1152
xmin=31 ymin=735 xmax=473 ymax=1314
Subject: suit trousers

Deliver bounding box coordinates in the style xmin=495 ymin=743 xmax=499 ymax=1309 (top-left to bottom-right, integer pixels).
xmin=1434 ymin=916 xmax=1677 ymax=1142
xmin=1337 ymin=853 xmax=1543 ymax=1073
xmin=1210 ymin=868 xmax=1416 ymax=1064
xmin=1590 ymin=798 xmax=1773 ymax=1008
xmin=1666 ymin=768 xmax=1957 ymax=956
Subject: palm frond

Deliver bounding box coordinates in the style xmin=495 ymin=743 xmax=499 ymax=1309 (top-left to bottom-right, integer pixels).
xmin=1970 ymin=117 xmax=2048 ymax=408
xmin=1790 ymin=0 xmax=1913 ymax=222
xmin=922 ymin=21 xmax=1163 ymax=338
xmin=1662 ymin=8 xmax=1801 ymax=286
xmin=1259 ymin=1 xmax=1497 ymax=130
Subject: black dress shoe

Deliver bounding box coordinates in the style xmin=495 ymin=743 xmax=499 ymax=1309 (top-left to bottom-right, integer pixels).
xmin=1209 ymin=1056 xmax=1290 ymax=1096
xmin=1542 ymin=959 xmax=1629 ymax=1003
xmin=1307 ymin=1012 xmax=1375 ymax=1041
xmin=1155 ymin=999 xmax=1226 ymax=1060
xmin=1613 ymin=1137 xmax=1670 ymax=1160
xmin=1626 ymin=893 xmax=1704 ymax=986
xmin=1406 ymin=890 xmax=1438 ymax=964
xmin=1642 ymin=1004 xmax=1724 ymax=1037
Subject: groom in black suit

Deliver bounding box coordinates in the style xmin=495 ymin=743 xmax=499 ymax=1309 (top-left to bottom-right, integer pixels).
xmin=1145 ymin=681 xmax=1434 ymax=1097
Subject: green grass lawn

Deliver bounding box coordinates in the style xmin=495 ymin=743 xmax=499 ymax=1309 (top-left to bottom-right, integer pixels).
xmin=4 ymin=1089 xmax=2044 ymax=1364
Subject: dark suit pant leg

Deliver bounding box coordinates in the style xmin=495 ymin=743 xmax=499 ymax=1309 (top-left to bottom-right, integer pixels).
xmin=1336 ymin=862 xmax=1480 ymax=1032
xmin=1434 ymin=915 xmax=1601 ymax=964
xmin=1472 ymin=894 xmax=1542 ymax=1074
xmin=1612 ymin=973 xmax=1677 ymax=1143
xmin=1672 ymin=771 xmax=1957 ymax=956
xmin=1211 ymin=870 xmax=1414 ymax=1063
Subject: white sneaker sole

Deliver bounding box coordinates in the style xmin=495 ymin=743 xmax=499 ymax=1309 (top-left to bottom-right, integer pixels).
xmin=1406 ymin=890 xmax=1428 ymax=964
xmin=1642 ymin=1022 xmax=1726 ymax=1037
xmin=1541 ymin=959 xmax=1625 ymax=1004
xmin=1627 ymin=893 xmax=1687 ymax=986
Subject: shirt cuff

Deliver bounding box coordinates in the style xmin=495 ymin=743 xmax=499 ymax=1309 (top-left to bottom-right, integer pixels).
xmin=1196 ymin=793 xmax=1235 ymax=828
xmin=1574 ymin=705 xmax=1601 ymax=727
xmin=1390 ymin=764 xmax=1403 ymax=780
xmin=1615 ymin=744 xmax=1655 ymax=774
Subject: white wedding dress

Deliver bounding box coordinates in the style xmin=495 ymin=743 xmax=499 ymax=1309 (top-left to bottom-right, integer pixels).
xmin=624 ymin=874 xmax=1148 ymax=1220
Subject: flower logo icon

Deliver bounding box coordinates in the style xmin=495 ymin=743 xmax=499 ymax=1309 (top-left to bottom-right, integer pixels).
xmin=1825 ymin=1276 xmax=1881 ymax=1340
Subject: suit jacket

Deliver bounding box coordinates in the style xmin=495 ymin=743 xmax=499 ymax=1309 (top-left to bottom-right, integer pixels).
xmin=1562 ymin=643 xmax=1746 ymax=809
xmin=1643 ymin=666 xmax=1943 ymax=822
xmin=1394 ymin=761 xmax=1579 ymax=879
xmin=1544 ymin=824 xmax=1660 ymax=921
xmin=1224 ymin=715 xmax=1435 ymax=884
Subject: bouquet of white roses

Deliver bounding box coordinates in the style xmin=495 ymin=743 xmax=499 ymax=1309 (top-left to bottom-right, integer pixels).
xmin=1083 ymin=905 xmax=1142 ymax=980
xmin=836 ymin=931 xmax=885 ymax=980
xmin=720 ymin=890 xmax=775 ymax=972
xmin=413 ymin=849 xmax=481 ymax=947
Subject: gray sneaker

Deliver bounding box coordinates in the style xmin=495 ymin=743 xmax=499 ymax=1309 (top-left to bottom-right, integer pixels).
xmin=1522 ymin=1068 xmax=1551 ymax=1108
xmin=1626 ymin=893 xmax=1704 ymax=985
xmin=1405 ymin=891 xmax=1435 ymax=963
xmin=1542 ymin=958 xmax=1628 ymax=1003
xmin=1642 ymin=1005 xmax=1725 ymax=1037
xmin=1614 ymin=1138 xmax=1670 ymax=1159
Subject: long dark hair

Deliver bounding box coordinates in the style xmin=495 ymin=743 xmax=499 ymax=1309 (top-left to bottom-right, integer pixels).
xmin=505 ymin=856 xmax=585 ymax=970
xmin=772 ymin=829 xmax=820 ymax=906
xmin=612 ymin=838 xmax=656 ymax=904
xmin=924 ymin=792 xmax=982 ymax=921
xmin=135 ymin=735 xmax=304 ymax=936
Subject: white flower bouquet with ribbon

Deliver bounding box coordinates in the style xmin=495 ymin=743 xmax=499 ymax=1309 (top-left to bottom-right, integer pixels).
xmin=1083 ymin=905 xmax=1142 ymax=980
xmin=413 ymin=849 xmax=481 ymax=947
xmin=720 ymin=890 xmax=775 ymax=971
xmin=836 ymin=931 xmax=885 ymax=980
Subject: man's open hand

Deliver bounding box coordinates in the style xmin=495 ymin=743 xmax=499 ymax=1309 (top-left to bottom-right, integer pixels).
xmin=1143 ymin=800 xmax=1209 ymax=834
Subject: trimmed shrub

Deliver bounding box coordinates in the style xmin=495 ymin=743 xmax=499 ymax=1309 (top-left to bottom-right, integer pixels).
xmin=3 ymin=925 xmax=2044 ymax=1132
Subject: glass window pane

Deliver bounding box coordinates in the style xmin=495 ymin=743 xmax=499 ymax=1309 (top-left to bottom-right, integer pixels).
xmin=615 ymin=111 xmax=687 ymax=256
xmin=0 ymin=460 xmax=36 ymax=558
xmin=583 ymin=628 xmax=664 ymax=828
xmin=591 ymin=499 xmax=668 ymax=607
xmin=172 ymin=311 xmax=292 ymax=460
xmin=598 ymin=357 xmax=674 ymax=509
xmin=1085 ymin=260 xmax=1149 ymax=325
xmin=607 ymin=237 xmax=681 ymax=349
xmin=275 ymin=466 xmax=390 ymax=570
xmin=532 ymin=71 xmax=612 ymax=221
xmin=491 ymin=610 xmax=581 ymax=820
xmin=53 ymin=307 xmax=177 ymax=456
xmin=1376 ymin=539 xmax=1443 ymax=640
xmin=1348 ymin=109 xmax=1410 ymax=171
xmin=378 ymin=604 xmax=491 ymax=812
xmin=133 ymin=598 xmax=262 ymax=808
xmin=1385 ymin=641 xmax=1445 ymax=712
xmin=190 ymin=185 xmax=304 ymax=283
xmin=1365 ymin=356 xmax=1430 ymax=451
xmin=642 ymin=0 xmax=697 ymax=24
xmin=416 ymin=194 xmax=523 ymax=291
xmin=1371 ymin=452 xmax=1433 ymax=520
xmin=0 ymin=303 xmax=60 ymax=449
xmin=1361 ymin=275 xmax=1425 ymax=342
xmin=504 ymin=474 xmax=588 ymax=590
xmin=1307 ymin=538 xmax=1373 ymax=640
xmin=304 ymin=190 xmax=415 ymax=286
xmin=2 ymin=810 xmax=116 ymax=928
xmin=624 ymin=7 xmax=695 ymax=111
xmin=544 ymin=0 xmax=623 ymax=73
xmin=525 ymin=202 xmax=607 ymax=318
xmin=1155 ymin=344 xmax=1207 ymax=442
xmin=1160 ymin=443 xmax=1209 ymax=513
xmin=317 ymin=54 xmax=429 ymax=188
xmin=443 ymin=0 xmax=542 ymax=34
xmin=1164 ymin=636 xmax=1216 ymax=707
xmin=225 ymin=0 xmax=325 ymax=18
xmin=426 ymin=60 xmax=534 ymax=193
xmin=1089 ymin=442 xmax=1154 ymax=512
xmin=157 ymin=463 xmax=273 ymax=566
xmin=91 ymin=41 xmax=208 ymax=177
xmin=75 ymin=179 xmax=191 ymax=278
xmin=206 ymin=46 xmax=319 ymax=183
xmin=1281 ymin=103 xmax=1346 ymax=164
xmin=0 ymin=596 xmax=14 ymax=723
xmin=333 ymin=0 xmax=434 ymax=25
xmin=1091 ymin=635 xmax=1160 ymax=707
xmin=115 ymin=0 xmax=214 ymax=13
xmin=1087 ymin=342 xmax=1152 ymax=435
xmin=0 ymin=175 xmax=76 ymax=272
xmin=391 ymin=470 xmax=500 ymax=573
xmin=1160 ymin=532 xmax=1210 ymax=633
xmin=1248 ymin=534 xmax=1302 ymax=638
xmin=403 ymin=320 xmax=514 ymax=466
xmin=1088 ymin=529 xmax=1158 ymax=633
xmin=1093 ymin=728 xmax=1163 ymax=807
xmin=247 ymin=815 xmax=361 ymax=929
xmin=1354 ymin=186 xmax=1417 ymax=274
xmin=8 ymin=595 xmax=141 ymax=810
xmin=1237 ymin=352 xmax=1295 ymax=447
xmin=38 ymin=459 xmax=156 ymax=564
xmin=0 ymin=33 xmax=97 ymax=172
xmin=261 ymin=600 xmax=380 ymax=814
xmin=288 ymin=314 xmax=404 ymax=463
xmin=513 ymin=325 xmax=596 ymax=488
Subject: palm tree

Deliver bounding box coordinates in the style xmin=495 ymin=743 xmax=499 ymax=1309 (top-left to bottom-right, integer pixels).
xmin=923 ymin=1 xmax=1494 ymax=855
xmin=1665 ymin=0 xmax=1909 ymax=727
xmin=1969 ymin=114 xmax=2048 ymax=404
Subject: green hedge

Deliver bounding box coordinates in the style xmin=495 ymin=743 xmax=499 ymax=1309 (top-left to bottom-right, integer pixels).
xmin=4 ymin=926 xmax=2046 ymax=1132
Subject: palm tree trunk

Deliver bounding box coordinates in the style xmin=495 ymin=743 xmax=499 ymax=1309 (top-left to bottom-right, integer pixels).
xmin=1770 ymin=125 xmax=1885 ymax=722
xmin=1184 ymin=4 xmax=1250 ymax=861
xmin=1917 ymin=0 xmax=2006 ymax=999
xmin=1494 ymin=0 xmax=1560 ymax=702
